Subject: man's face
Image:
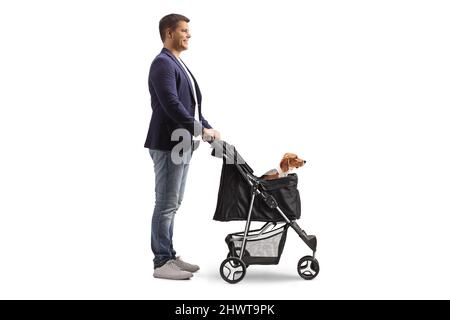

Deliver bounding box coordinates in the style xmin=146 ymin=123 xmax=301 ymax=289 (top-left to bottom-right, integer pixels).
xmin=168 ymin=21 xmax=191 ymax=51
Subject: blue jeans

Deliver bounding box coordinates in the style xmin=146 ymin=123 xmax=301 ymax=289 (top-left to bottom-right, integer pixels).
xmin=149 ymin=148 xmax=192 ymax=268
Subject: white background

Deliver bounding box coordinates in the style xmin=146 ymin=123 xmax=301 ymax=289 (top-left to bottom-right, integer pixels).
xmin=1 ymin=0 xmax=450 ymax=299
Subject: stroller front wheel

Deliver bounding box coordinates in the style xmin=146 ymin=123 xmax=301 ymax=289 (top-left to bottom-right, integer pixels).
xmin=297 ymin=256 xmax=320 ymax=280
xmin=227 ymin=250 xmax=250 ymax=267
xmin=220 ymin=257 xmax=246 ymax=284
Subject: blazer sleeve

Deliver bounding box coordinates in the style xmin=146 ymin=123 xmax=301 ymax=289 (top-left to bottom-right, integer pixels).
xmin=149 ymin=57 xmax=203 ymax=136
xmin=200 ymin=114 xmax=212 ymax=130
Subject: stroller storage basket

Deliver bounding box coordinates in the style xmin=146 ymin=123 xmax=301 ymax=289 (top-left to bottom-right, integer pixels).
xmin=214 ymin=161 xmax=301 ymax=222
xmin=226 ymin=224 xmax=289 ymax=265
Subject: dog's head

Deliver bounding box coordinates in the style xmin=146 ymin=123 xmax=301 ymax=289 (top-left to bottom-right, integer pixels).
xmin=279 ymin=153 xmax=306 ymax=173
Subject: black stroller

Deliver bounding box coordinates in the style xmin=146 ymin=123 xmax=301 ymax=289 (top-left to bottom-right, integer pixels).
xmin=210 ymin=140 xmax=319 ymax=284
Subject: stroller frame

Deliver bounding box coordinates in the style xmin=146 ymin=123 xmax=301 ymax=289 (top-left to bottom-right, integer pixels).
xmin=210 ymin=141 xmax=319 ymax=283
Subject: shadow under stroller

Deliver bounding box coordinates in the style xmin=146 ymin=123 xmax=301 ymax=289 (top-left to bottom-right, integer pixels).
xmin=209 ymin=140 xmax=319 ymax=284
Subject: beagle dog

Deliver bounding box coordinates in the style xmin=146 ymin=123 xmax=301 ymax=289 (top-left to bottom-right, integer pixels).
xmin=261 ymin=153 xmax=306 ymax=180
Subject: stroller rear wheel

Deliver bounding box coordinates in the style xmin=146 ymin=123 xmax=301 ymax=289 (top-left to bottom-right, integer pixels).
xmin=220 ymin=257 xmax=246 ymax=284
xmin=297 ymin=255 xmax=320 ymax=280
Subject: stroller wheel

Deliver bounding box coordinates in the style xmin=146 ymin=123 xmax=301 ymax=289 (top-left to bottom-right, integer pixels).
xmin=227 ymin=250 xmax=250 ymax=267
xmin=297 ymin=256 xmax=320 ymax=280
xmin=220 ymin=257 xmax=246 ymax=284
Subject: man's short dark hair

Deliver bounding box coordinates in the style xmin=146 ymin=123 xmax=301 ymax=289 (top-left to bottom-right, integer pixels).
xmin=159 ymin=13 xmax=190 ymax=42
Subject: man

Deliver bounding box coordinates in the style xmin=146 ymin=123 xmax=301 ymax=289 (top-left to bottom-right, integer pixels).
xmin=145 ymin=13 xmax=220 ymax=280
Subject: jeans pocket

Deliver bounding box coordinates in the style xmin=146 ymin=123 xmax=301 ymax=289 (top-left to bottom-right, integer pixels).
xmin=149 ymin=149 xmax=170 ymax=162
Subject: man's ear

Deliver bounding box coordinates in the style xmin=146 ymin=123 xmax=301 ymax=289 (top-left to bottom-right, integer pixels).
xmin=165 ymin=28 xmax=173 ymax=40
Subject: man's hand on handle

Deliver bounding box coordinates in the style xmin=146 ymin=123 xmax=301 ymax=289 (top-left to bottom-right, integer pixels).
xmin=202 ymin=128 xmax=221 ymax=142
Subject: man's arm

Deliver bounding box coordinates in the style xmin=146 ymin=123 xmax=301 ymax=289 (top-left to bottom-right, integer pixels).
xmin=150 ymin=57 xmax=203 ymax=136
xmin=199 ymin=113 xmax=212 ymax=130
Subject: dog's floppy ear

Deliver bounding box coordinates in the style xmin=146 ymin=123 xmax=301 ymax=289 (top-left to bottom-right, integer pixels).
xmin=279 ymin=157 xmax=289 ymax=173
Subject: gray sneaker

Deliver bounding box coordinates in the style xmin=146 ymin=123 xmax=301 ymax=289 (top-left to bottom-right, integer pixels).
xmin=173 ymin=256 xmax=200 ymax=273
xmin=153 ymin=260 xmax=193 ymax=280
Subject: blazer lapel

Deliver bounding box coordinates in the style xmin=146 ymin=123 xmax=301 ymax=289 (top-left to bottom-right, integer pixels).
xmin=161 ymin=48 xmax=196 ymax=104
xmin=180 ymin=61 xmax=202 ymax=105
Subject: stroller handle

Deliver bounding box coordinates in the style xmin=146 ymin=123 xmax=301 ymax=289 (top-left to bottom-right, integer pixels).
xmin=208 ymin=139 xmax=251 ymax=169
xmin=207 ymin=138 xmax=223 ymax=147
xmin=207 ymin=139 xmax=230 ymax=159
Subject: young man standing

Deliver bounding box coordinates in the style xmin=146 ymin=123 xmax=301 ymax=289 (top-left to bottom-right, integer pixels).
xmin=145 ymin=14 xmax=220 ymax=280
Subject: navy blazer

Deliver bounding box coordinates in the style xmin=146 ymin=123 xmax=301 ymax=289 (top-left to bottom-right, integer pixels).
xmin=144 ymin=48 xmax=212 ymax=150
